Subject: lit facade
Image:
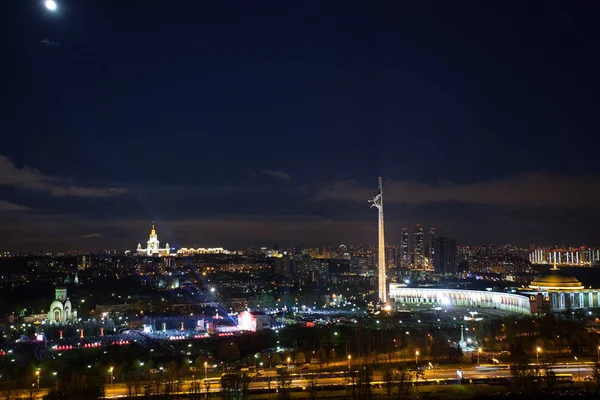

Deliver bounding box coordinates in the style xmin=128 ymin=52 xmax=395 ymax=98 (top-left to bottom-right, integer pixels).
xmin=136 ymin=223 xmax=171 ymax=256
xmin=177 ymin=247 xmax=230 ymax=256
xmin=237 ymin=311 xmax=273 ymax=331
xmin=388 ymin=285 xmax=531 ymax=315
xmin=389 ymin=267 xmax=600 ymax=315
xmin=48 ymin=288 xmax=77 ymax=324
xmin=529 ymin=247 xmax=600 ymax=266
xmin=520 ymin=267 xmax=600 ymax=312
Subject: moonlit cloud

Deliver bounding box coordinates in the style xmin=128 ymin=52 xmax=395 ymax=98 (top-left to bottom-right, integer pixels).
xmin=260 ymin=170 xmax=292 ymax=181
xmin=0 ymin=155 xmax=128 ymax=198
xmin=313 ymin=172 xmax=600 ymax=208
xmin=0 ymin=200 xmax=31 ymax=212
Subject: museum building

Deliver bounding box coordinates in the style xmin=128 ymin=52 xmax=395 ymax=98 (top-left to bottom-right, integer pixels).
xmin=388 ymin=266 xmax=600 ymax=315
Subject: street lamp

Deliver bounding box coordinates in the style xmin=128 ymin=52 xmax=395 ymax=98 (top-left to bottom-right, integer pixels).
xmin=536 ymin=347 xmax=541 ymax=366
xmin=204 ymin=361 xmax=208 ymax=381
xmin=109 ymin=367 xmax=114 ymax=397
xmin=415 ymin=352 xmax=420 ymax=392
xmin=574 ymin=356 xmax=579 ymax=381
xmin=348 ymin=355 xmax=352 ymax=373
xmin=287 ymin=357 xmax=291 ymax=368
xmin=477 ymin=348 xmax=482 ymax=365
xmin=35 ymin=370 xmax=40 ymax=389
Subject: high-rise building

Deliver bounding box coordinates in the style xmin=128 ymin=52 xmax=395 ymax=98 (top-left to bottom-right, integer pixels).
xmin=412 ymin=224 xmax=425 ymax=268
xmin=385 ymin=247 xmax=398 ymax=269
xmin=78 ymin=255 xmax=92 ymax=270
xmin=274 ymin=254 xmax=292 ymax=278
xmin=400 ymin=228 xmax=410 ymax=268
xmin=136 ymin=223 xmax=171 ymax=256
xmin=351 ymin=256 xmax=368 ymax=275
xmin=434 ymin=237 xmax=457 ymax=275
xmin=428 ymin=228 xmax=437 ymax=268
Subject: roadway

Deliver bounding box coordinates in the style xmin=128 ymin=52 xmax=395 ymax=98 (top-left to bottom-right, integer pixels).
xmin=100 ymin=362 xmax=597 ymax=398
xmin=13 ymin=362 xmax=595 ymax=399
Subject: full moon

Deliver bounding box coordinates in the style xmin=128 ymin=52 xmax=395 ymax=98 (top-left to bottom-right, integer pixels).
xmin=44 ymin=0 xmax=57 ymax=11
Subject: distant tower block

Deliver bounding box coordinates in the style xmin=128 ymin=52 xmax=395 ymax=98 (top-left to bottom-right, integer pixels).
xmin=369 ymin=177 xmax=387 ymax=304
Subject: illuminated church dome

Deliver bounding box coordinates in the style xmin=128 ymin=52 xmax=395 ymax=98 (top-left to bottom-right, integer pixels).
xmin=529 ymin=267 xmax=584 ymax=291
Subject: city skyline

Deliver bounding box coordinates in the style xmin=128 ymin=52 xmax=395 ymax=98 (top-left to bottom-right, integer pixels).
xmin=2 ymin=1 xmax=600 ymax=250
xmin=4 ymin=3 xmax=600 ymax=400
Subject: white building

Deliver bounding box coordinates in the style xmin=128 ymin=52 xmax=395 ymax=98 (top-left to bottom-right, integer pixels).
xmin=48 ymin=288 xmax=77 ymax=325
xmin=388 ymin=284 xmax=531 ymax=315
xmin=136 ymin=223 xmax=171 ymax=256
xmin=133 ymin=222 xmax=234 ymax=257
xmin=177 ymin=247 xmax=230 ymax=256
xmin=520 ymin=266 xmax=600 ymax=312
xmin=388 ymin=267 xmax=600 ymax=315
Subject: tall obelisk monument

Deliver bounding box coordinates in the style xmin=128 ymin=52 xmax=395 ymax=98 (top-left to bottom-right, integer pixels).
xmin=370 ymin=177 xmax=386 ymax=305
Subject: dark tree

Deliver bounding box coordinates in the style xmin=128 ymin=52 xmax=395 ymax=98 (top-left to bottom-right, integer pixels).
xmin=357 ymin=366 xmax=373 ymax=400
xmin=382 ymin=368 xmax=395 ymax=400
xmin=276 ymin=368 xmax=291 ymax=400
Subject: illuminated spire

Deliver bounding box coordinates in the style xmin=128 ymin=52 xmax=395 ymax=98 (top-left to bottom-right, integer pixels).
xmin=369 ymin=177 xmax=386 ymax=305
xmin=150 ymin=221 xmax=156 ymax=237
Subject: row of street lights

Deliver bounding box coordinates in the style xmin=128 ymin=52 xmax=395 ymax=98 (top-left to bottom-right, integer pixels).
xmin=35 ymin=343 xmax=600 ymax=394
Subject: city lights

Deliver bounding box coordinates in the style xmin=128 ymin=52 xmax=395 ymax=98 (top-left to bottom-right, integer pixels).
xmin=2 ymin=1 xmax=599 ymax=397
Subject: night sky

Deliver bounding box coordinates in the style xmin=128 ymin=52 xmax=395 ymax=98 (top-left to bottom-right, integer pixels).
xmin=2 ymin=1 xmax=600 ymax=251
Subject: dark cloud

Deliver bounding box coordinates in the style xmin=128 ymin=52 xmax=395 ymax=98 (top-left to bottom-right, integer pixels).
xmin=0 ymin=155 xmax=128 ymax=198
xmin=313 ymin=172 xmax=600 ymax=208
xmin=0 ymin=213 xmax=371 ymax=251
xmin=80 ymin=233 xmax=103 ymax=239
xmin=1 ymin=169 xmax=599 ymax=251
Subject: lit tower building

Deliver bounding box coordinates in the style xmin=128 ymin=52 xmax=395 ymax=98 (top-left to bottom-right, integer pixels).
xmin=136 ymin=222 xmax=171 ymax=256
xmin=370 ymin=177 xmax=387 ymax=305
xmin=400 ymin=228 xmax=410 ymax=268
xmin=428 ymin=228 xmax=437 ymax=269
xmin=413 ymin=224 xmax=425 ymax=268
